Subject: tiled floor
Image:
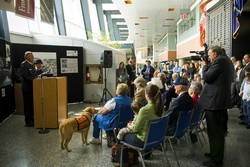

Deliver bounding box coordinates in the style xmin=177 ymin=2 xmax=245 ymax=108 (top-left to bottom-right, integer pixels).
xmin=0 ymin=103 xmax=250 ymax=167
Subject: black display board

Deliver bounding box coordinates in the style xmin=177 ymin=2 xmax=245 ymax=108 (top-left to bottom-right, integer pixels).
xmin=0 ymin=38 xmax=15 ymax=122
xmin=11 ymin=43 xmax=84 ymax=103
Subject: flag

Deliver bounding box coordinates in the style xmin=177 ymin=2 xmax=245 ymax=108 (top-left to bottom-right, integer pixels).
xmin=199 ymin=0 xmax=212 ymax=47
xmin=233 ymin=0 xmax=247 ymax=39
xmin=15 ymin=0 xmax=35 ymax=19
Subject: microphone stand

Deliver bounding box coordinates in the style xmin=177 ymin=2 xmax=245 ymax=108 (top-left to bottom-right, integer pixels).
xmin=39 ymin=74 xmax=49 ymax=134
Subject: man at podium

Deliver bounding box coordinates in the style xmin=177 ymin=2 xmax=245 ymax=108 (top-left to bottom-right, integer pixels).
xmin=20 ymin=51 xmax=37 ymax=127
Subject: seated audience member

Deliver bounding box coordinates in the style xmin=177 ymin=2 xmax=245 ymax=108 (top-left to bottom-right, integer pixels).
xmin=171 ymin=72 xmax=179 ymax=85
xmin=165 ymin=77 xmax=194 ymax=135
xmin=90 ymin=83 xmax=132 ymax=144
xmin=188 ymin=81 xmax=203 ymax=108
xmin=158 ymin=72 xmax=167 ymax=94
xmin=193 ymin=73 xmax=202 ymax=83
xmin=147 ymin=71 xmax=163 ymax=90
xmin=116 ymin=102 xmax=142 ymax=141
xmin=114 ymin=84 xmax=163 ymax=166
xmin=133 ymin=77 xmax=147 ymax=107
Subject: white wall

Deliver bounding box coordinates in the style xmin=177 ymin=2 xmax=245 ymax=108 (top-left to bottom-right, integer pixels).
xmin=10 ymin=34 xmax=127 ymax=102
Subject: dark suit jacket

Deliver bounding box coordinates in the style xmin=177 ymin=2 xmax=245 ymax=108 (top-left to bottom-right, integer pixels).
xmin=167 ymin=92 xmax=194 ymax=128
xmin=141 ymin=66 xmax=155 ymax=81
xmin=198 ymin=55 xmax=233 ymax=110
xmin=20 ymin=61 xmax=37 ymax=93
xmin=126 ymin=64 xmax=136 ymax=81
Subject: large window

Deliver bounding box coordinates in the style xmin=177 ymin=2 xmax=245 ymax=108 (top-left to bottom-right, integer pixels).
xmin=7 ymin=0 xmax=58 ymax=36
xmin=178 ymin=6 xmax=198 ymax=36
xmin=62 ymin=0 xmax=86 ymax=39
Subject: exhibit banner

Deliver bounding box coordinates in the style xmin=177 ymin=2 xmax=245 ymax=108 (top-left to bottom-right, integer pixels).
xmin=15 ymin=0 xmax=35 ymax=19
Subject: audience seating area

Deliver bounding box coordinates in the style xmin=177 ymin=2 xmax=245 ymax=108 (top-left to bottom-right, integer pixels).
xmin=0 ymin=103 xmax=250 ymax=167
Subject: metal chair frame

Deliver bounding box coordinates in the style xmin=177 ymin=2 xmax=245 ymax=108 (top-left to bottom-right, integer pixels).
xmin=120 ymin=115 xmax=171 ymax=167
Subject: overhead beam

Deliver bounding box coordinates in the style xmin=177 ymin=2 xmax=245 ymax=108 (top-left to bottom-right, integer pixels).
xmin=117 ymin=25 xmax=128 ymax=28
xmin=103 ymin=10 xmax=121 ymax=15
xmin=112 ymin=18 xmax=126 ymax=23
xmin=93 ymin=0 xmax=112 ymax=3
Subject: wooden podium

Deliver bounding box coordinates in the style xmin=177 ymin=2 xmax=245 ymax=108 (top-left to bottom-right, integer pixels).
xmin=33 ymin=77 xmax=68 ymax=128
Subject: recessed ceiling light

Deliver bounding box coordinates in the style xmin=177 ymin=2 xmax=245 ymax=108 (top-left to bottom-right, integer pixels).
xmin=139 ymin=16 xmax=149 ymax=19
xmin=135 ymin=23 xmax=140 ymax=25
xmin=168 ymin=8 xmax=175 ymax=12
xmin=166 ymin=18 xmax=175 ymax=21
xmin=124 ymin=0 xmax=132 ymax=4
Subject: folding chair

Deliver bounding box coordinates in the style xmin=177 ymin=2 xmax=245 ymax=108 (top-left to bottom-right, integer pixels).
xmin=102 ymin=105 xmax=134 ymax=146
xmin=166 ymin=109 xmax=193 ymax=167
xmin=120 ymin=115 xmax=171 ymax=167
xmin=188 ymin=107 xmax=207 ymax=148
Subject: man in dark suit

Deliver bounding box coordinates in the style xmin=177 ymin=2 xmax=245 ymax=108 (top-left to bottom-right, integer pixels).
xmin=166 ymin=76 xmax=194 ymax=135
xmin=20 ymin=51 xmax=37 ymax=127
xmin=199 ymin=46 xmax=233 ymax=167
xmin=141 ymin=60 xmax=155 ymax=82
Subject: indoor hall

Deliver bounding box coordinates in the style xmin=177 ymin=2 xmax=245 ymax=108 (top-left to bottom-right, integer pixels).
xmin=0 ymin=104 xmax=249 ymax=167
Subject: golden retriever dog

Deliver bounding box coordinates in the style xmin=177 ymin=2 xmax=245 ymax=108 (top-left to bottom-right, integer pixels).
xmin=59 ymin=107 xmax=98 ymax=152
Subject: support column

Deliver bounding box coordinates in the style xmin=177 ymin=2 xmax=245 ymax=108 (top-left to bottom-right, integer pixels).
xmin=94 ymin=1 xmax=106 ymax=33
xmin=80 ymin=0 xmax=92 ymax=39
xmin=0 ymin=10 xmax=10 ymax=41
xmin=54 ymin=0 xmax=66 ymax=35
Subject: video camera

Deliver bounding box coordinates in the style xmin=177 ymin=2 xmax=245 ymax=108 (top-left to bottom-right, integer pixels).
xmin=190 ymin=43 xmax=209 ymax=62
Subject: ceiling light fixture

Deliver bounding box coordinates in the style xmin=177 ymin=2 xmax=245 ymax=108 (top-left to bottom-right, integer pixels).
xmin=124 ymin=0 xmax=132 ymax=4
xmin=139 ymin=16 xmax=149 ymax=19
xmin=168 ymin=8 xmax=175 ymax=12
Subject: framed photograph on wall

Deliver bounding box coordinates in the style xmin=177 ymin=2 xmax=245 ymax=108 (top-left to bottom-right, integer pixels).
xmin=84 ymin=64 xmax=103 ymax=84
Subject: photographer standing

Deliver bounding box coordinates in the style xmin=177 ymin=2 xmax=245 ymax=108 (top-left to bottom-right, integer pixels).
xmin=198 ymin=45 xmax=233 ymax=167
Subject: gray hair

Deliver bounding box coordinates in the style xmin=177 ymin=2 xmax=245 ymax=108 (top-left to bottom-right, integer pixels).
xmin=189 ymin=81 xmax=203 ymax=95
xmin=134 ymin=77 xmax=147 ymax=87
xmin=208 ymin=45 xmax=222 ymax=56
xmin=24 ymin=51 xmax=33 ymax=59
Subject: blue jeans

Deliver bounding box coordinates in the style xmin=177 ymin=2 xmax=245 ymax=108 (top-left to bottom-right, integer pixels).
xmin=123 ymin=133 xmax=144 ymax=148
xmin=243 ymin=99 xmax=250 ymax=125
xmin=92 ymin=114 xmax=102 ymax=138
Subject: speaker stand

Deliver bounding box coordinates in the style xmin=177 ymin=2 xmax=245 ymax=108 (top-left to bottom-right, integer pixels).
xmin=99 ymin=68 xmax=113 ymax=105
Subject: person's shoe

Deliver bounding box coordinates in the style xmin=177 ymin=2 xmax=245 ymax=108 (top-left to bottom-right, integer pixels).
xmin=204 ymin=153 xmax=211 ymax=158
xmin=25 ymin=122 xmax=34 ymax=127
xmin=202 ymin=160 xmax=223 ymax=167
xmin=239 ymin=115 xmax=245 ymax=120
xmin=89 ymin=138 xmax=101 ymax=144
xmin=239 ymin=121 xmax=246 ymax=125
xmin=102 ymin=134 xmax=107 ymax=139
xmin=246 ymin=125 xmax=250 ymax=129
